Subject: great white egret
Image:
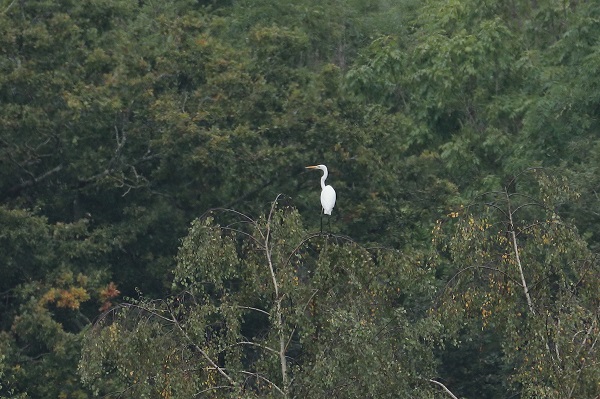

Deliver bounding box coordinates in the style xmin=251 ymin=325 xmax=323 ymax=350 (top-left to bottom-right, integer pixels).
xmin=306 ymin=164 xmax=336 ymax=232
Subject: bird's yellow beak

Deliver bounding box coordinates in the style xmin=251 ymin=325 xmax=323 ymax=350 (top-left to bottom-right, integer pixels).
xmin=305 ymin=165 xmax=318 ymax=169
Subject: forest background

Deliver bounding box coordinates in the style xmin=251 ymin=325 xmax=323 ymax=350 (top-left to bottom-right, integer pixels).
xmin=1 ymin=0 xmax=600 ymax=398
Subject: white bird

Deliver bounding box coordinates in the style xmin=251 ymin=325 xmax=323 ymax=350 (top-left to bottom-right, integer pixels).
xmin=305 ymin=164 xmax=336 ymax=215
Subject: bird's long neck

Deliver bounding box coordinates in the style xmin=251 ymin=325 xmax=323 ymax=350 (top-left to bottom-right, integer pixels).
xmin=320 ymin=169 xmax=328 ymax=190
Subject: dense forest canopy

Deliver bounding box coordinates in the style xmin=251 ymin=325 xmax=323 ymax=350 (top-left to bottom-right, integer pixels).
xmin=1 ymin=0 xmax=599 ymax=397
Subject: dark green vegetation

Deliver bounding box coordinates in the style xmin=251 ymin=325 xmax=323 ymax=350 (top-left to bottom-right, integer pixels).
xmin=1 ymin=0 xmax=599 ymax=397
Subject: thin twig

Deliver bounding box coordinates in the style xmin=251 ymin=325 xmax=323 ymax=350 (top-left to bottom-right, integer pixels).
xmin=238 ymin=371 xmax=286 ymax=397
xmin=2 ymin=0 xmax=17 ymax=14
xmin=194 ymin=385 xmax=234 ymax=397
xmin=7 ymin=164 xmax=63 ymax=195
xmin=429 ymin=379 xmax=459 ymax=399
xmin=286 ymin=289 xmax=320 ymax=351
xmin=164 ymin=306 xmax=235 ymax=386
xmin=237 ymin=305 xmax=270 ymax=316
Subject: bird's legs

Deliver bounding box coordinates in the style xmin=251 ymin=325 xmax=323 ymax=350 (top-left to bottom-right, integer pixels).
xmin=320 ymin=213 xmax=323 ymax=235
xmin=320 ymin=214 xmax=333 ymax=236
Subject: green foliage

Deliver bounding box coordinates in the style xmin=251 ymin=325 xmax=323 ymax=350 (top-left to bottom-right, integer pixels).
xmin=433 ymin=171 xmax=600 ymax=398
xmin=0 ymin=206 xmax=119 ymax=397
xmin=81 ymin=201 xmax=443 ymax=398
xmin=2 ymin=0 xmax=600 ymax=396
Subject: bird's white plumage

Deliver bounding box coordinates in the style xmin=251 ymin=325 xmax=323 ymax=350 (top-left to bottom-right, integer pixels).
xmin=306 ymin=164 xmax=336 ymax=215
xmin=321 ymin=185 xmax=336 ymax=215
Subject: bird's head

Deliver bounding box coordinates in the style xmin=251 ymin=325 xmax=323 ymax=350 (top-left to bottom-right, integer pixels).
xmin=305 ymin=164 xmax=327 ymax=172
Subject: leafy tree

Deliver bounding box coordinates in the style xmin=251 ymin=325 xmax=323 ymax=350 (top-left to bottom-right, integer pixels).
xmin=81 ymin=199 xmax=447 ymax=398
xmin=433 ymin=170 xmax=600 ymax=398
xmin=516 ymin=1 xmax=600 ymax=251
xmin=0 ymin=206 xmax=119 ymax=398
xmin=347 ymin=0 xmax=532 ymax=191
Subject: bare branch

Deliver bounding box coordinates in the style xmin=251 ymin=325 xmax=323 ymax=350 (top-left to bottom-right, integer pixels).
xmin=2 ymin=0 xmax=17 ymax=14
xmin=283 ymin=232 xmax=356 ymax=268
xmin=264 ymin=194 xmax=290 ymax=397
xmin=512 ymin=202 xmax=546 ymax=215
xmin=6 ymin=164 xmax=63 ymax=196
xmin=284 ymin=232 xmax=323 ymax=267
xmin=506 ymin=189 xmax=535 ymax=315
xmin=238 ymin=371 xmax=286 ymax=397
xmin=429 ymin=379 xmax=459 ymax=399
xmin=237 ymin=305 xmax=270 ymax=316
xmin=286 ymin=289 xmax=319 ymax=351
xmin=233 ymin=341 xmax=280 ymax=356
xmin=568 ymin=317 xmax=599 ymax=398
xmin=484 ymin=201 xmax=509 ymax=219
xmin=157 ymin=303 xmax=236 ymax=387
xmin=200 ymin=207 xmax=265 ymax=241
xmin=203 ymin=207 xmax=258 ymax=226
xmin=220 ymin=226 xmax=263 ymax=247
xmin=435 ymin=263 xmax=522 ymax=307
xmin=194 ymin=385 xmax=234 ymax=397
